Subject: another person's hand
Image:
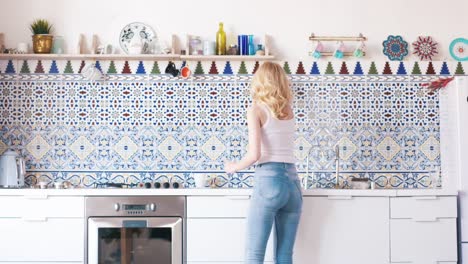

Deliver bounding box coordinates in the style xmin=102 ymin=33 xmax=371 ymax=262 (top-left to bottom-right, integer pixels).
xmin=224 ymin=161 xmax=237 ymax=174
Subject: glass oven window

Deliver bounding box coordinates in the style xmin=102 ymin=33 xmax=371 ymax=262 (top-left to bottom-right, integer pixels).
xmin=98 ymin=227 xmax=172 ymax=264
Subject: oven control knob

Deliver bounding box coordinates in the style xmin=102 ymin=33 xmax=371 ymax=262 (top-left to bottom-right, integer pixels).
xmin=172 ymin=182 xmax=180 ymax=189
xmin=144 ymin=182 xmax=152 ymax=189
xmin=149 ymin=203 xmax=156 ymax=211
xmin=163 ymin=182 xmax=170 ymax=189
xmin=154 ymin=182 xmax=161 ymax=188
xmin=114 ymin=203 xmax=120 ymax=211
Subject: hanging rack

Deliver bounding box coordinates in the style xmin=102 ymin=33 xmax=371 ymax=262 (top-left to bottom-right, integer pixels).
xmin=308 ymin=33 xmax=367 ymax=57
xmin=309 ymin=33 xmax=367 ymax=42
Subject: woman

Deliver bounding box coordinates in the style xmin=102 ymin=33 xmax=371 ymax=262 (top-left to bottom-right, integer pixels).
xmin=225 ymin=62 xmax=302 ymax=264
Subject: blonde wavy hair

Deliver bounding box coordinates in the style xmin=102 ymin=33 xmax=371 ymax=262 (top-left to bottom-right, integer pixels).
xmin=251 ymin=62 xmax=292 ymax=119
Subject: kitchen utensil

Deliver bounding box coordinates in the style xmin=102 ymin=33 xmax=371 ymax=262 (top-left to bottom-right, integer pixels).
xmin=350 ymin=178 xmax=370 ymax=189
xmin=119 ymin=22 xmax=157 ymax=54
xmin=0 ymin=150 xmax=26 ymax=188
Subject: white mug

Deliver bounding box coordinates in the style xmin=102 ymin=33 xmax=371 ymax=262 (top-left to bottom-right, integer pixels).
xmin=194 ymin=174 xmax=206 ymax=188
xmin=82 ymin=63 xmax=102 ymax=81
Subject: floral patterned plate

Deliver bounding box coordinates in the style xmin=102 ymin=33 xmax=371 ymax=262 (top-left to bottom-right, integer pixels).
xmin=382 ymin=35 xmax=409 ymax=61
xmin=412 ymin=36 xmax=438 ymax=61
xmin=119 ymin=22 xmax=157 ymax=54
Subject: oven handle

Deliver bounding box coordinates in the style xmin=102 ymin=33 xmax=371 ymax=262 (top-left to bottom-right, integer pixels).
xmin=123 ymin=220 xmax=147 ymax=228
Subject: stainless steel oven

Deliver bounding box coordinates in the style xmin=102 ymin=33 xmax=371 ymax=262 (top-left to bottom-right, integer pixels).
xmin=85 ymin=196 xmax=186 ymax=264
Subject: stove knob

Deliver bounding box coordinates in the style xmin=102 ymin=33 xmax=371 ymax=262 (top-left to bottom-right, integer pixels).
xmin=172 ymin=182 xmax=180 ymax=189
xmin=154 ymin=182 xmax=161 ymax=188
xmin=114 ymin=203 xmax=120 ymax=211
xmin=144 ymin=182 xmax=152 ymax=189
xmin=163 ymin=182 xmax=170 ymax=189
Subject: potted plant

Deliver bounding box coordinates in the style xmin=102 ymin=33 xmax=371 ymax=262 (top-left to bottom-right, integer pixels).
xmin=30 ymin=19 xmax=53 ymax=54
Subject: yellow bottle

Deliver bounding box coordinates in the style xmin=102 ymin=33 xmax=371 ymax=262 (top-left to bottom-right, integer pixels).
xmin=216 ymin=22 xmax=226 ymax=55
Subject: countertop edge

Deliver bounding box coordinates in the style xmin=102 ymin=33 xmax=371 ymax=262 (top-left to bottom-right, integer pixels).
xmin=0 ymin=188 xmax=458 ymax=197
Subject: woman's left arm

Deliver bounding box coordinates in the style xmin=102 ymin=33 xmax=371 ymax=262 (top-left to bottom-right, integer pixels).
xmin=225 ymin=106 xmax=261 ymax=173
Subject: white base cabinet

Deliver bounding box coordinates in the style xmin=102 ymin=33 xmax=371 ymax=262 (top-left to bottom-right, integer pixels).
xmin=186 ymin=196 xmax=274 ymax=263
xmin=0 ymin=194 xmax=458 ymax=264
xmin=0 ymin=196 xmax=84 ymax=263
xmin=294 ymin=196 xmax=390 ymax=264
xmin=187 ymin=195 xmax=457 ymax=264
xmin=390 ymin=196 xmax=457 ymax=264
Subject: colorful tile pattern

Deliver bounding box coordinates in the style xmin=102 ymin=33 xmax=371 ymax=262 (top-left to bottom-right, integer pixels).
xmin=1 ymin=60 xmax=466 ymax=188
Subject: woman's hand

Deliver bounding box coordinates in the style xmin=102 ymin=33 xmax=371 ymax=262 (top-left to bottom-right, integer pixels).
xmin=224 ymin=161 xmax=237 ymax=174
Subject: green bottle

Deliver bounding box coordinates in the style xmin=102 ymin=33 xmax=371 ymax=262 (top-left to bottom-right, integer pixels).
xmin=216 ymin=22 xmax=226 ymax=55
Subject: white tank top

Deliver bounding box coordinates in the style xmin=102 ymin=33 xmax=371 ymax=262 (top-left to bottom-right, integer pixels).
xmin=257 ymin=103 xmax=296 ymax=164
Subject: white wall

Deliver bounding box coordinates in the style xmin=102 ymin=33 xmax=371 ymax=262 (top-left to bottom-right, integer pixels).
xmin=0 ymin=0 xmax=467 ymax=61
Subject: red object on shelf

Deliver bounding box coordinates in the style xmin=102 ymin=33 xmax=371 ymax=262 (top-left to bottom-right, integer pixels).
xmin=421 ymin=76 xmax=455 ymax=91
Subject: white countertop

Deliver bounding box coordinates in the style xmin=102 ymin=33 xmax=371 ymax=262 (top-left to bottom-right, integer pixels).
xmin=0 ymin=188 xmax=458 ymax=197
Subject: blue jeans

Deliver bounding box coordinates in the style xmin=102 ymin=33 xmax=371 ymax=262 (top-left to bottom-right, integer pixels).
xmin=245 ymin=162 xmax=303 ymax=264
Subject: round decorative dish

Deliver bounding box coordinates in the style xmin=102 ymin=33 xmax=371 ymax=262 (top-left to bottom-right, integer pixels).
xmin=449 ymin=38 xmax=468 ymax=61
xmin=119 ymin=22 xmax=157 ymax=54
xmin=382 ymin=35 xmax=409 ymax=61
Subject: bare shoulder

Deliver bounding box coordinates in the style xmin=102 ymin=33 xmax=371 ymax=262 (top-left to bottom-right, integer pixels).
xmin=247 ymin=103 xmax=262 ymax=120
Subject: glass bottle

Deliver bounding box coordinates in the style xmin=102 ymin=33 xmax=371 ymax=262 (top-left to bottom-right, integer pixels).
xmin=256 ymin=44 xmax=265 ymax=55
xmin=216 ymin=22 xmax=226 ymax=55
xmin=248 ymin=35 xmax=256 ymax=55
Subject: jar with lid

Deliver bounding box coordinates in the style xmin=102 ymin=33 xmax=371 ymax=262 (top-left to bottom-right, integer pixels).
xmin=189 ymin=36 xmax=203 ymax=55
xmin=227 ymin=44 xmax=238 ymax=55
xmin=256 ymin=44 xmax=265 ymax=55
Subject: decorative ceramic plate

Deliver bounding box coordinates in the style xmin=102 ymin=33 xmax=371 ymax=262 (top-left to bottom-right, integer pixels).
xmin=412 ymin=36 xmax=438 ymax=61
xmin=119 ymin=22 xmax=157 ymax=54
xmin=382 ymin=35 xmax=409 ymax=61
xmin=449 ymin=38 xmax=468 ymax=61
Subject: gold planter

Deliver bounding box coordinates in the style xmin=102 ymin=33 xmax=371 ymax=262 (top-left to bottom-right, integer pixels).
xmin=32 ymin=34 xmax=53 ymax=54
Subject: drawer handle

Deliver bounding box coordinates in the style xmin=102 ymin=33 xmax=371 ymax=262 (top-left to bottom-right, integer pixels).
xmin=414 ymin=217 xmax=439 ymax=222
xmin=24 ymin=195 xmax=49 ymax=200
xmin=414 ymin=196 xmax=438 ymax=200
xmin=22 ymin=217 xmax=48 ymax=222
xmin=227 ymin=196 xmax=251 ymax=200
xmin=328 ymin=196 xmax=353 ymax=200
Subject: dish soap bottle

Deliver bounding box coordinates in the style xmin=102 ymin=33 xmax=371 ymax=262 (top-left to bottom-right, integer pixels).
xmin=216 ymin=22 xmax=226 ymax=55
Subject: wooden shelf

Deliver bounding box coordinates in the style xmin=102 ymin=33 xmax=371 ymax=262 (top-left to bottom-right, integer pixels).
xmin=180 ymin=55 xmax=275 ymax=61
xmin=0 ymin=53 xmax=275 ymax=61
xmin=0 ymin=53 xmax=181 ymax=61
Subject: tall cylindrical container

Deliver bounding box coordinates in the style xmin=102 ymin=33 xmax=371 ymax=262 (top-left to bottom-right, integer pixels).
xmin=216 ymin=22 xmax=226 ymax=55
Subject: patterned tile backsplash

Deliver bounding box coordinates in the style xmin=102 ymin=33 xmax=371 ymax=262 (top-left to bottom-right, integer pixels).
xmin=1 ymin=59 xmax=466 ymax=189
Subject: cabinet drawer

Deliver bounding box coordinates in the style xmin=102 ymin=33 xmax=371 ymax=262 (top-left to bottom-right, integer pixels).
xmin=187 ymin=196 xmax=250 ymax=218
xmin=390 ymin=218 xmax=457 ymax=263
xmin=0 ymin=196 xmax=84 ymax=218
xmin=187 ymin=218 xmax=274 ymax=262
xmin=0 ymin=218 xmax=84 ymax=262
xmin=390 ymin=196 xmax=457 ymax=220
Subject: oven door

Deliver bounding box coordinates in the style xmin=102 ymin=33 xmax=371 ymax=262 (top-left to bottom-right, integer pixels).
xmin=88 ymin=217 xmax=182 ymax=264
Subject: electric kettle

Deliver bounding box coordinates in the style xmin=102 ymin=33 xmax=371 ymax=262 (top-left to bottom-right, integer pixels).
xmin=0 ymin=150 xmax=26 ymax=188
